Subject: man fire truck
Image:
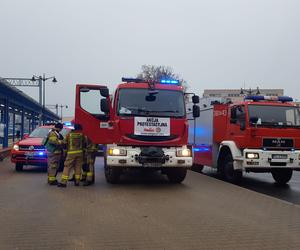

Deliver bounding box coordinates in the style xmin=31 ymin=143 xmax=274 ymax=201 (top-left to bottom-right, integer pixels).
xmin=189 ymin=95 xmax=300 ymax=185
xmin=74 ymin=78 xmax=200 ymax=183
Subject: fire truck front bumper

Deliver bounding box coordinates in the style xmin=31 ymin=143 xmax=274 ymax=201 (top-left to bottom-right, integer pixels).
xmin=106 ymin=145 xmax=193 ymax=168
xmin=236 ymin=149 xmax=300 ymax=170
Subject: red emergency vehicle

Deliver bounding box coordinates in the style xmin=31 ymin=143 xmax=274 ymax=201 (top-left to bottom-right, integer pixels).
xmin=189 ymin=95 xmax=300 ymax=184
xmin=11 ymin=124 xmax=71 ymax=171
xmin=75 ymin=78 xmax=200 ymax=183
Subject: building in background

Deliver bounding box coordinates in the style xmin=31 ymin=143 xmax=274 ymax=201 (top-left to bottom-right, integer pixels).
xmin=198 ymin=88 xmax=284 ymax=109
xmin=203 ymin=89 xmax=284 ymax=103
xmin=0 ymin=78 xmax=59 ymax=148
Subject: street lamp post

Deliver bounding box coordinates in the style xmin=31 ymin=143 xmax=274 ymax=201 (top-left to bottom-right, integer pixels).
xmin=59 ymin=105 xmax=68 ymax=122
xmin=32 ymin=74 xmax=57 ymax=124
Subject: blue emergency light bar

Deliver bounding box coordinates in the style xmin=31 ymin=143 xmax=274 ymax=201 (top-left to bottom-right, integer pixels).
xmin=160 ymin=79 xmax=179 ymax=85
xmin=64 ymin=122 xmax=73 ymax=126
xmin=245 ymin=95 xmax=293 ymax=102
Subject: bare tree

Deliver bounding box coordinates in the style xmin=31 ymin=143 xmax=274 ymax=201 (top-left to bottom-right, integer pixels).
xmin=137 ymin=65 xmax=187 ymax=88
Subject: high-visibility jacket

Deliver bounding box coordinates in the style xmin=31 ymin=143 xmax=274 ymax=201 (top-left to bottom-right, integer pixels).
xmin=65 ymin=130 xmax=85 ymax=155
xmin=45 ymin=129 xmax=64 ymax=154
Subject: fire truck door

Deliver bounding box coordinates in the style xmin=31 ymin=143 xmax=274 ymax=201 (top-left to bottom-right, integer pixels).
xmin=229 ymin=105 xmax=246 ymax=145
xmin=74 ymin=84 xmax=115 ymax=144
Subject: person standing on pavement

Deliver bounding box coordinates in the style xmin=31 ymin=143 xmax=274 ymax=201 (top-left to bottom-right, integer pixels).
xmin=83 ymin=136 xmax=98 ymax=186
xmin=58 ymin=124 xmax=86 ymax=188
xmin=45 ymin=122 xmax=64 ymax=185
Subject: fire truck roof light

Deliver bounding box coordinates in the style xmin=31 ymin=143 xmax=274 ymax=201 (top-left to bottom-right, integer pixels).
xmin=244 ymin=95 xmax=293 ymax=102
xmin=278 ymin=96 xmax=293 ymax=102
xmin=160 ymin=79 xmax=179 ymax=85
xmin=121 ymin=77 xmax=144 ymax=83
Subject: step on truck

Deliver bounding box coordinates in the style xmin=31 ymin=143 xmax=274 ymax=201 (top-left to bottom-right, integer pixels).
xmin=75 ymin=78 xmax=200 ymax=183
xmin=189 ymin=95 xmax=300 ymax=184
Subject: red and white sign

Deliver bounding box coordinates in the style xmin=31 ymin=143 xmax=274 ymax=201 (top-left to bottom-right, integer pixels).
xmin=134 ymin=117 xmax=170 ymax=136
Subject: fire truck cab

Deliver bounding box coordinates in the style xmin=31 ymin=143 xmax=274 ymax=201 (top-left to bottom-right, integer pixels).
xmin=75 ymin=78 xmax=200 ymax=183
xmin=190 ymin=95 xmax=300 ymax=184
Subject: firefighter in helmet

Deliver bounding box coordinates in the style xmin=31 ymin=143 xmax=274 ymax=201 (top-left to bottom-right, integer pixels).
xmin=58 ymin=124 xmax=86 ymax=187
xmin=45 ymin=122 xmax=64 ymax=185
xmin=83 ymin=136 xmax=98 ymax=186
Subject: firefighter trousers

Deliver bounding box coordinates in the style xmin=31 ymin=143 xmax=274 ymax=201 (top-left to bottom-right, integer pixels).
xmin=61 ymin=153 xmax=83 ymax=185
xmin=86 ymin=153 xmax=96 ymax=182
xmin=47 ymin=153 xmax=61 ymax=182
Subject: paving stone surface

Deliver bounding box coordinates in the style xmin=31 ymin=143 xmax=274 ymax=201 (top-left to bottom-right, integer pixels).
xmin=0 ymin=158 xmax=300 ymax=250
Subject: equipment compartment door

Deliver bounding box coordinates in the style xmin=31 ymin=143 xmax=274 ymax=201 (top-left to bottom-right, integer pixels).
xmin=74 ymin=84 xmax=115 ymax=144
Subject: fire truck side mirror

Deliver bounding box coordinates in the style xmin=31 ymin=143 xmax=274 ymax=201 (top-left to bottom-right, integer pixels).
xmin=192 ymin=95 xmax=200 ymax=104
xmin=193 ymin=105 xmax=200 ymax=118
xmin=100 ymin=88 xmax=109 ymax=98
xmin=249 ymin=117 xmax=259 ymax=124
xmin=100 ymin=99 xmax=110 ymax=114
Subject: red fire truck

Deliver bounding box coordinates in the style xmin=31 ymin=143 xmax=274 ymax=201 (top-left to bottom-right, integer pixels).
xmin=74 ymin=78 xmax=200 ymax=183
xmin=190 ymin=95 xmax=300 ymax=185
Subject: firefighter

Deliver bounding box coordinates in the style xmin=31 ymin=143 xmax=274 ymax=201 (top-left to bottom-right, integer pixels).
xmin=45 ymin=122 xmax=64 ymax=185
xmin=83 ymin=136 xmax=98 ymax=186
xmin=57 ymin=124 xmax=86 ymax=188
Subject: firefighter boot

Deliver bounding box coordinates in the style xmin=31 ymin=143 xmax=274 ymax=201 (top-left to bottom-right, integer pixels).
xmin=58 ymin=174 xmax=69 ymax=188
xmin=83 ymin=180 xmax=93 ymax=186
xmin=81 ymin=171 xmax=87 ymax=182
xmin=57 ymin=182 xmax=67 ymax=188
xmin=74 ymin=174 xmax=81 ymax=186
xmin=83 ymin=172 xmax=94 ymax=186
xmin=68 ymin=174 xmax=75 ymax=182
xmin=48 ymin=180 xmax=58 ymax=186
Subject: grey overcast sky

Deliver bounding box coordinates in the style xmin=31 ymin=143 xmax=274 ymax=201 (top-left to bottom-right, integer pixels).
xmin=1 ymin=0 xmax=299 ymax=116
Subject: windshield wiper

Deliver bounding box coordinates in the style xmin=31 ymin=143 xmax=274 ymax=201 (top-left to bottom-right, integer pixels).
xmin=154 ymin=110 xmax=179 ymax=113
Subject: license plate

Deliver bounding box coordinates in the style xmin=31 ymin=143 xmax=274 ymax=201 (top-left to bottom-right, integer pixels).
xmin=272 ymin=154 xmax=287 ymax=159
xmin=25 ymin=152 xmax=35 ymax=157
xmin=143 ymin=162 xmax=162 ymax=168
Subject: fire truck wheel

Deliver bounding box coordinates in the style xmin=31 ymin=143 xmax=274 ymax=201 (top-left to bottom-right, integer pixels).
xmin=15 ymin=163 xmax=23 ymax=172
xmin=104 ymin=165 xmax=122 ymax=184
xmin=166 ymin=168 xmax=187 ymax=183
xmin=222 ymin=154 xmax=242 ymax=183
xmin=192 ymin=164 xmax=204 ymax=173
xmin=271 ymin=169 xmax=293 ymax=185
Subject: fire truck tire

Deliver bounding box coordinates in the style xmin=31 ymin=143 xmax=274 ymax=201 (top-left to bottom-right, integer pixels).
xmin=166 ymin=168 xmax=187 ymax=183
xmin=15 ymin=163 xmax=23 ymax=172
xmin=105 ymin=165 xmax=122 ymax=184
xmin=222 ymin=154 xmax=242 ymax=183
xmin=271 ymin=169 xmax=293 ymax=185
xmin=192 ymin=164 xmax=204 ymax=173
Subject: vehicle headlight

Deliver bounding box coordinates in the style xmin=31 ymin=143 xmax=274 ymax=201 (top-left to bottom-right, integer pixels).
xmin=176 ymin=148 xmax=191 ymax=157
xmin=108 ymin=148 xmax=127 ymax=156
xmin=13 ymin=144 xmax=19 ymax=151
xmin=246 ymin=152 xmax=259 ymax=159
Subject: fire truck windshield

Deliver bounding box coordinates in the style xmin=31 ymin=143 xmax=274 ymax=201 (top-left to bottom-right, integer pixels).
xmin=248 ymin=105 xmax=300 ymax=127
xmin=117 ymin=89 xmax=185 ymax=117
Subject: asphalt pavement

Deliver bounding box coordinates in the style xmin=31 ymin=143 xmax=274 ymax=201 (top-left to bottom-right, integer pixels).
xmin=202 ymin=167 xmax=300 ymax=205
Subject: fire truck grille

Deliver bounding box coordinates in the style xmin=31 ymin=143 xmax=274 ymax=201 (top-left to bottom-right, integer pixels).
xmin=263 ymin=138 xmax=294 ymax=149
xmin=126 ymin=134 xmax=178 ymax=142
